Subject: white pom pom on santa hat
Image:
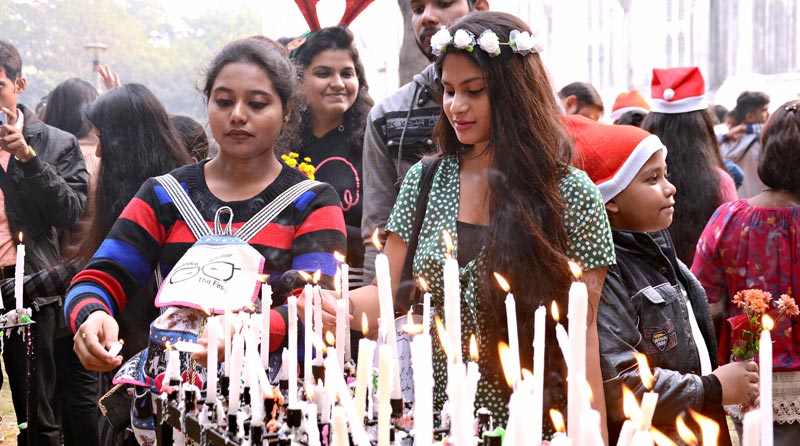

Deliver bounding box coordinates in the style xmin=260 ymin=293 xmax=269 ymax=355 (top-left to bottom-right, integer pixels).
xmin=650 ymin=66 xmax=708 ymax=114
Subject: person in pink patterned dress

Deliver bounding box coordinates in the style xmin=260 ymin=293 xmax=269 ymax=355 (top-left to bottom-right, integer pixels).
xmin=692 ymin=100 xmax=800 ymax=445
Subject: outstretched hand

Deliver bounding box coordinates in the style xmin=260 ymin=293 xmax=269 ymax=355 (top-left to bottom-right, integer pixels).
xmin=96 ymin=64 xmax=121 ymax=90
xmin=73 ymin=311 xmax=123 ymax=372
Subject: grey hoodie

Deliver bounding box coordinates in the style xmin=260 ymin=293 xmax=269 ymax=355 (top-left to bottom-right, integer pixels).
xmin=360 ymin=64 xmax=441 ymax=282
xmin=720 ymin=133 xmax=765 ymax=199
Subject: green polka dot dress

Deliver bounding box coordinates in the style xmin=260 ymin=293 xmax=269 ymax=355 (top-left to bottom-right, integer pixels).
xmin=386 ymin=155 xmax=614 ymax=426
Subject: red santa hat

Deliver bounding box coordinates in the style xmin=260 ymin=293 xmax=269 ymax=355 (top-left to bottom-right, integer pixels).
xmin=650 ymin=67 xmax=708 ymax=114
xmin=563 ymin=115 xmax=667 ymax=203
xmin=610 ymin=89 xmax=650 ymax=121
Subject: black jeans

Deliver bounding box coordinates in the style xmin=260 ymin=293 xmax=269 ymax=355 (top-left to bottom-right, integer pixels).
xmin=2 ymin=303 xmax=61 ymax=446
xmin=54 ymin=336 xmax=100 ymax=446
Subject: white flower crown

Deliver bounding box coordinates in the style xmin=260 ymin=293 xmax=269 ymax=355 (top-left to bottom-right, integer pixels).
xmin=430 ymin=27 xmax=544 ymax=58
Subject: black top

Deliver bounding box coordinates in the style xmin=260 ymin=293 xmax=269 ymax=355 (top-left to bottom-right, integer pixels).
xmin=456 ymin=220 xmax=488 ymax=268
xmin=299 ymin=125 xmax=364 ymax=268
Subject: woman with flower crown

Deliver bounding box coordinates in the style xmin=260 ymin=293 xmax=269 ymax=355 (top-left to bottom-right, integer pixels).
xmin=349 ymin=11 xmax=615 ymax=438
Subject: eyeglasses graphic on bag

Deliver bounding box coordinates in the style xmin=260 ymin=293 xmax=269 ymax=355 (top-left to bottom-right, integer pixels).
xmin=169 ymin=261 xmax=242 ymax=284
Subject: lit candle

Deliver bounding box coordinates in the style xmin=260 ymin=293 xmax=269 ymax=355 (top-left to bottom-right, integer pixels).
xmin=335 ymin=251 xmax=352 ymax=362
xmin=442 ymin=231 xmax=461 ymax=362
xmin=306 ymin=403 xmax=321 ymax=446
xmin=551 ymin=301 xmax=571 ymax=368
xmin=634 ymin=352 xmax=658 ymax=430
xmin=742 ymin=408 xmax=760 ymax=446
xmin=378 ymin=344 xmax=393 ymax=446
xmin=325 ymin=347 xmax=370 ymax=446
xmin=14 ymin=233 xmax=23 ymax=310
xmin=465 ymin=335 xmax=481 ymax=435
xmin=313 ymin=270 xmax=323 ymax=363
xmin=618 ymin=385 xmax=641 ymax=446
xmin=354 ymin=314 xmax=376 ymax=422
xmin=567 ymin=261 xmax=587 ymax=441
xmin=419 ymin=278 xmax=431 ymax=335
xmin=447 ymin=361 xmax=468 ymax=446
xmin=336 ymin=299 xmax=347 ymax=368
xmin=302 ymin=278 xmax=314 ymax=395
xmin=761 ymin=315 xmax=774 ymax=446
xmin=331 ymin=405 xmax=348 ymax=446
xmin=549 ymin=409 xmax=572 ymax=446
xmin=261 ymin=276 xmax=272 ymax=369
xmin=287 ymin=295 xmax=299 ymax=407
xmin=495 ymin=273 xmax=520 ymax=384
xmin=224 ymin=309 xmax=233 ymax=376
xmin=689 ymin=409 xmax=719 ymax=446
xmin=411 ymin=327 xmax=433 ymax=446
xmin=316 ymin=378 xmax=331 ymax=423
xmin=165 ymin=347 xmax=181 ymax=383
xmin=373 ymin=229 xmax=402 ymax=400
xmin=245 ymin=330 xmax=262 ymax=426
xmin=228 ymin=333 xmax=245 ymax=414
xmin=532 ymin=305 xmax=546 ymax=445
xmin=501 ymin=343 xmax=530 ymax=446
xmin=206 ymin=317 xmax=221 ymax=404
xmin=107 ymin=339 xmax=124 ymax=358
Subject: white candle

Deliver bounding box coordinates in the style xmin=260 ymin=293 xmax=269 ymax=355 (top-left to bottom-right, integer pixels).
xmin=505 ymin=292 xmax=520 ymax=384
xmin=107 ymin=340 xmax=124 ymax=358
xmin=630 ymin=430 xmax=654 ymax=446
xmin=306 ymin=403 xmax=321 ymax=446
xmin=303 ymin=283 xmax=314 ymax=393
xmin=550 ymin=433 xmax=572 ymax=446
xmin=639 ymin=392 xmax=658 ymax=430
xmin=313 ymin=284 xmax=323 ymax=361
xmin=166 ymin=348 xmax=181 ymax=382
xmin=228 ymin=333 xmax=245 ymax=414
xmin=336 ymin=299 xmax=347 ymax=368
xmin=246 ymin=331 xmax=262 ymax=425
xmin=567 ymin=269 xmax=588 ymax=441
xmin=341 ymin=261 xmax=352 ymax=361
xmin=378 ymin=344 xmax=393 ymax=446
xmin=443 ymin=248 xmax=461 ymax=362
xmin=261 ymin=282 xmax=272 ymax=369
xmin=422 ymin=290 xmax=431 ymax=335
xmin=615 ymin=420 xmax=637 ymax=446
xmin=761 ymin=315 xmax=774 ymax=446
xmin=375 ymin=250 xmax=402 ymax=400
xmin=551 ymin=301 xmax=571 ymax=370
xmin=532 ymin=306 xmax=546 ymax=445
xmin=354 ymin=319 xmax=376 ymax=422
xmin=331 ymin=405 xmax=349 ymax=446
xmin=224 ymin=310 xmax=233 ymax=376
xmin=287 ymin=295 xmax=299 ymax=407
xmin=316 ymin=378 xmax=331 ymax=423
xmin=411 ymin=333 xmax=433 ymax=446
xmin=447 ymin=361 xmax=470 ymax=446
xmin=325 ymin=347 xmax=370 ymax=446
xmin=206 ymin=317 xmax=221 ymax=403
xmin=742 ymin=408 xmax=760 ymax=446
xmin=14 ymin=234 xmax=24 ymax=310
xmin=465 ymin=359 xmax=480 ymax=434
xmin=578 ymin=407 xmax=604 ymax=446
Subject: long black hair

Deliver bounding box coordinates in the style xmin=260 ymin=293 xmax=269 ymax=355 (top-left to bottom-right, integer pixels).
xmin=288 ymin=26 xmax=373 ymax=151
xmin=435 ymin=11 xmax=573 ymax=418
xmin=642 ymin=109 xmax=727 ymax=264
xmin=42 ymin=78 xmax=98 ymax=139
xmin=80 ymin=83 xmax=192 ymax=262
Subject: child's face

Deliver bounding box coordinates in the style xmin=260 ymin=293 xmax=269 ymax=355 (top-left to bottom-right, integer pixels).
xmin=606 ymin=150 xmax=676 ymax=233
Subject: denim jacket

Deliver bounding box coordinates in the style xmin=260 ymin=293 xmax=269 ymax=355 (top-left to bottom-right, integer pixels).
xmin=599 ymin=230 xmax=730 ymax=445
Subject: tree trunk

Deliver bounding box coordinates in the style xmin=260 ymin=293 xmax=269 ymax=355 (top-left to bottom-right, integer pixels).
xmin=397 ymin=0 xmax=429 ymax=85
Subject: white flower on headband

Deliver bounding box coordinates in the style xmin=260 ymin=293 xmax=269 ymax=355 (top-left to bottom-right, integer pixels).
xmin=452 ymin=29 xmax=476 ymax=51
xmin=509 ymin=30 xmax=544 ymax=55
xmin=430 ymin=27 xmax=453 ymax=57
xmin=477 ymin=30 xmax=501 ymax=56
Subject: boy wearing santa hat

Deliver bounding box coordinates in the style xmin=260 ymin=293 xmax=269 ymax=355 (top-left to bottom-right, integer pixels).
xmin=565 ymin=115 xmax=758 ymax=446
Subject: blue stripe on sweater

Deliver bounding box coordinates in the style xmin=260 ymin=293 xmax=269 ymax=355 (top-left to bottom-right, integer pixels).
xmin=292 ymin=252 xmax=337 ymax=278
xmin=294 ymin=190 xmax=317 ymax=211
xmin=96 ymin=239 xmax=152 ymax=287
xmin=66 ymin=284 xmax=115 ymax=315
xmin=153 ymin=183 xmax=191 ymax=205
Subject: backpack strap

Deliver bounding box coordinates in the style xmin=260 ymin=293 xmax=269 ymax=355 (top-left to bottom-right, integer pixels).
xmin=236 ymin=179 xmax=320 ymax=242
xmin=154 ymin=174 xmax=212 ymax=239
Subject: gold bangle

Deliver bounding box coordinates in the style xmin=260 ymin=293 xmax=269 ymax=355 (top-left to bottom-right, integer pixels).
xmin=15 ymin=145 xmax=36 ymax=163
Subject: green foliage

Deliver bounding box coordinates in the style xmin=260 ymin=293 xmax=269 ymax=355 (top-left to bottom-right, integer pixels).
xmin=0 ymin=0 xmax=262 ymax=120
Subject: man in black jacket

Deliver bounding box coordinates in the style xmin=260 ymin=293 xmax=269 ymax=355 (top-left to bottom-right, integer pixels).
xmin=0 ymin=40 xmax=88 ymax=446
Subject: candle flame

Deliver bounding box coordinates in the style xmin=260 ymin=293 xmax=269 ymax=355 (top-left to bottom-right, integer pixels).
xmin=634 ymin=352 xmax=655 ymax=390
xmin=325 ymin=331 xmax=336 ymax=347
xmin=165 ymin=340 xmax=173 ymax=351
xmin=435 ymin=315 xmax=453 ymax=359
xmin=333 ymin=251 xmax=346 ymax=263
xmin=568 ymin=260 xmax=582 ymax=280
xmin=581 ymin=379 xmax=594 ymax=404
xmin=549 ymin=409 xmax=566 ymax=433
xmin=371 ymin=228 xmax=383 ymax=252
xmin=298 ymin=271 xmax=312 ymax=282
xmin=550 ymin=301 xmax=560 ymax=322
xmin=689 ymin=409 xmax=719 ymax=446
xmin=312 ymin=270 xmax=321 ymax=284
xmin=442 ymin=230 xmax=454 ymax=257
xmin=676 ymin=414 xmax=698 ymax=446
xmin=521 ymin=369 xmax=533 ymax=381
xmin=498 ymin=342 xmax=515 ymax=388
xmin=257 ymin=274 xmax=270 ymax=283
xmin=402 ymin=310 xmax=423 ymax=335
xmin=199 ymin=305 xmax=212 ymax=317
xmin=18 ymin=232 xmax=23 ymax=243
xmin=311 ymin=331 xmax=327 ymax=354
xmin=361 ymin=313 xmax=369 ymax=337
xmin=306 ymin=383 xmax=315 ymax=401
xmin=622 ymin=385 xmax=642 ymax=422
xmin=493 ymin=272 xmax=511 ymax=293
xmin=763 ymin=314 xmax=775 ymax=331
xmin=469 ymin=334 xmax=479 ymax=361
xmin=417 ymin=277 xmax=428 ymax=292
xmin=651 ymin=427 xmax=678 ymax=446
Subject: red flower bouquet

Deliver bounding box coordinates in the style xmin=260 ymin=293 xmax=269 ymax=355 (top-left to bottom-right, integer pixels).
xmin=727 ymin=289 xmax=799 ymax=361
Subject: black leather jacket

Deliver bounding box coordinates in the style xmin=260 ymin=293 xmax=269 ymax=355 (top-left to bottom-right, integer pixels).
xmin=7 ymin=104 xmax=87 ymax=294
xmin=599 ymin=230 xmax=730 ymax=446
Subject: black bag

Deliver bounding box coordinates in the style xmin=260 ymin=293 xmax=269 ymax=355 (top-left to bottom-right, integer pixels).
xmin=98 ymin=384 xmax=133 ymax=433
xmin=393 ymin=157 xmax=442 ymax=316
